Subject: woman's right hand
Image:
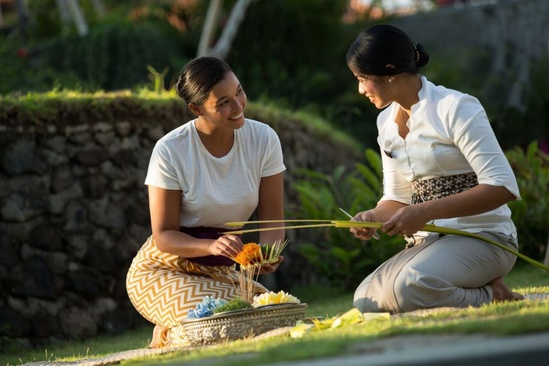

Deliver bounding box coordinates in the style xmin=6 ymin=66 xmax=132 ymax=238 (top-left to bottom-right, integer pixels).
xmin=350 ymin=210 xmax=379 ymax=241
xmin=208 ymin=235 xmax=244 ymax=258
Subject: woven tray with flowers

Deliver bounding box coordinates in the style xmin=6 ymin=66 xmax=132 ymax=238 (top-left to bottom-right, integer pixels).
xmin=182 ymin=300 xmax=307 ymax=346
xmin=181 ymin=240 xmax=307 ymax=346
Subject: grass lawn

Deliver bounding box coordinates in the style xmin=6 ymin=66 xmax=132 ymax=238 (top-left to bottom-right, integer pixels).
xmin=2 ymin=262 xmax=548 ymax=366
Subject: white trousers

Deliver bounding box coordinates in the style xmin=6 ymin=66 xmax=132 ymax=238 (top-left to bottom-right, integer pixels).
xmin=353 ymin=232 xmax=518 ymax=313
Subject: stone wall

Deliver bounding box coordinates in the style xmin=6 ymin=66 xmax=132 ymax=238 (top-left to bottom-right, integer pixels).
xmin=0 ymin=99 xmax=360 ymax=348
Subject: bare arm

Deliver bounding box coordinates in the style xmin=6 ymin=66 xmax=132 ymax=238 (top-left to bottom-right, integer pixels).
xmin=148 ymin=185 xmax=243 ymax=258
xmin=383 ymin=184 xmax=515 ymax=236
xmin=256 ymin=172 xmax=285 ymax=274
xmin=352 ymin=184 xmax=515 ymax=239
xmin=257 ymin=172 xmax=285 ymax=244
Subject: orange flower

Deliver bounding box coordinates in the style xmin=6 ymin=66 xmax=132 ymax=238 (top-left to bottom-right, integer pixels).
xmin=233 ymin=243 xmax=261 ymax=266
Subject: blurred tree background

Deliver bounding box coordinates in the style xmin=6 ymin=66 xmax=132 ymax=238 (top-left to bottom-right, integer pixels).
xmin=1 ymin=0 xmax=547 ymax=152
xmin=0 ymin=0 xmax=440 ymax=151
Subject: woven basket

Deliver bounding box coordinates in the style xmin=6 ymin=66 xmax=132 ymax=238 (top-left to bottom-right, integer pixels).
xmin=181 ymin=303 xmax=307 ymax=346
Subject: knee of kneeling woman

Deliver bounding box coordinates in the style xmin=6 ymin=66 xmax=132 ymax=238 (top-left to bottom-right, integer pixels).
xmin=353 ymin=279 xmax=385 ymax=312
xmin=393 ymin=268 xmax=451 ymax=312
xmin=393 ymin=278 xmax=420 ymax=312
xmin=353 ymin=296 xmax=381 ymax=313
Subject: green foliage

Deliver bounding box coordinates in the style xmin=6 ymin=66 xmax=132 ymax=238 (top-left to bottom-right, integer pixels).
xmin=213 ymin=298 xmax=254 ymax=313
xmin=290 ymin=148 xmax=402 ymax=290
xmin=0 ymin=37 xmax=82 ymax=95
xmin=27 ymin=0 xmax=106 ymax=39
xmin=0 ymin=90 xmax=189 ymax=129
xmin=227 ymin=0 xmax=380 ymax=150
xmin=506 ymin=141 xmax=549 ymax=260
xmin=2 ymin=1 xmax=547 ymax=154
xmin=490 ymin=61 xmax=549 ymax=150
xmin=425 ymin=50 xmax=549 ymax=151
xmin=146 ymin=65 xmax=170 ymax=94
xmin=41 ymin=20 xmax=188 ymax=91
xmin=0 ymin=18 xmax=190 ymax=94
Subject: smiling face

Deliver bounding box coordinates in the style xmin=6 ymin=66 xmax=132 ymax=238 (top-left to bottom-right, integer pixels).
xmin=352 ymin=71 xmax=393 ymax=110
xmin=190 ymin=71 xmax=247 ymax=130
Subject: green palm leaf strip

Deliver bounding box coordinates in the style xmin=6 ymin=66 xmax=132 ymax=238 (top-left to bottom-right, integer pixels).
xmin=224 ymin=219 xmax=549 ymax=272
xmin=332 ymin=220 xmax=548 ymax=272
xmin=223 ymin=223 xmax=336 ymax=235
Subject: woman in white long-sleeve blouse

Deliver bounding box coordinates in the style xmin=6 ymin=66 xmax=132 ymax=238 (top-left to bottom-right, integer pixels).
xmin=345 ymin=24 xmax=524 ymax=313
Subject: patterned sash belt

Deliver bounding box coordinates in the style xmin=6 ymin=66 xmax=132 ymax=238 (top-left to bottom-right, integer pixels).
xmin=411 ymin=172 xmax=478 ymax=204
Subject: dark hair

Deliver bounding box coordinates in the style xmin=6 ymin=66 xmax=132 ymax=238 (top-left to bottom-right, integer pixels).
xmin=175 ymin=57 xmax=232 ymax=105
xmin=346 ymin=24 xmax=429 ymax=77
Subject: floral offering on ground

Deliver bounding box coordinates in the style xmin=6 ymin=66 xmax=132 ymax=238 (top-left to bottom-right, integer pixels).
xmin=187 ymin=291 xmax=301 ymax=319
xmin=186 ymin=240 xmax=298 ymax=319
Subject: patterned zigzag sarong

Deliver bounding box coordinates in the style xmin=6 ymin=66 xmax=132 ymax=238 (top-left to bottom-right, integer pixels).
xmin=126 ymin=236 xmax=267 ymax=346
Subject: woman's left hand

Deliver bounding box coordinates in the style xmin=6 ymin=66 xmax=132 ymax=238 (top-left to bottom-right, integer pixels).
xmin=258 ymin=256 xmax=284 ymax=275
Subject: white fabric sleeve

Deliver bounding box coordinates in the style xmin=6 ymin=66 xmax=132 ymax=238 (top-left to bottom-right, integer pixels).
xmin=144 ymin=142 xmax=181 ymax=190
xmin=448 ymin=95 xmax=521 ymax=199
xmin=261 ymin=127 xmax=286 ymax=177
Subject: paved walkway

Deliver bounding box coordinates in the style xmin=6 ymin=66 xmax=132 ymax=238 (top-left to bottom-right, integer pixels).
xmin=267 ymin=331 xmax=549 ymax=366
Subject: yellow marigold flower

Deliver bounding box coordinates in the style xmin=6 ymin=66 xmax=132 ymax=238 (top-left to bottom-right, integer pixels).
xmin=233 ymin=243 xmax=261 ymax=266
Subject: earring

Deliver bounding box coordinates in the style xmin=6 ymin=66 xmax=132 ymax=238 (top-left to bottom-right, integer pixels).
xmin=388 ymin=78 xmax=393 ymax=83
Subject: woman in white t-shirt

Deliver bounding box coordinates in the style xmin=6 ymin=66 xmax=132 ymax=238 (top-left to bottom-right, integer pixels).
xmin=345 ymin=24 xmax=524 ymax=313
xmin=126 ymin=57 xmax=286 ymax=348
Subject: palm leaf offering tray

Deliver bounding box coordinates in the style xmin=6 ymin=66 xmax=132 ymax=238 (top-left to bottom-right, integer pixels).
xmin=181 ymin=303 xmax=308 ymax=346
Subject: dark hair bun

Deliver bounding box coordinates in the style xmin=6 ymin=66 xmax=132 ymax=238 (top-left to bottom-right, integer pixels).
xmin=414 ymin=42 xmax=429 ymax=68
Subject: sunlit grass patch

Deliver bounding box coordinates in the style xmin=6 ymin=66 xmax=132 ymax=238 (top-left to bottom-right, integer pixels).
xmin=2 ymin=265 xmax=547 ymax=366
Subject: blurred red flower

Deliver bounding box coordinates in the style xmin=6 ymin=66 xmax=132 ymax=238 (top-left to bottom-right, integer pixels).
xmin=16 ymin=49 xmax=28 ymax=58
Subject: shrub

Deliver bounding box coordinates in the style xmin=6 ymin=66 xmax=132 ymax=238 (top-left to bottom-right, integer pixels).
xmin=290 ymin=148 xmax=402 ymax=290
xmin=0 ymin=18 xmax=190 ymax=94
xmin=506 ymin=141 xmax=549 ymax=260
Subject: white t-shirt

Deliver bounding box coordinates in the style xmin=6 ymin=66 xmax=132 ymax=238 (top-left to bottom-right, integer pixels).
xmin=377 ymin=76 xmax=520 ymax=237
xmin=145 ymin=118 xmax=285 ymax=229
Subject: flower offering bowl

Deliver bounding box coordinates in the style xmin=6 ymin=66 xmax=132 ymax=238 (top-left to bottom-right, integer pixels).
xmin=181 ymin=303 xmax=307 ymax=346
